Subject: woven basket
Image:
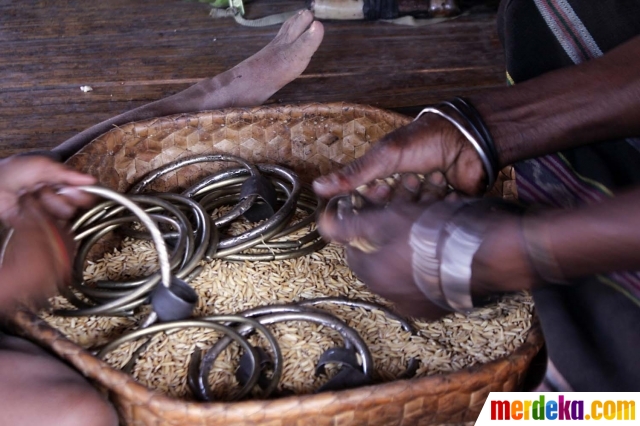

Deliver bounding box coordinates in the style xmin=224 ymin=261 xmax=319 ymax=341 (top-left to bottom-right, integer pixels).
xmin=11 ymin=103 xmax=541 ymax=426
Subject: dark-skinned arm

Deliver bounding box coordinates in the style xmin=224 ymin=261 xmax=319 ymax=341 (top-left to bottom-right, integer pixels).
xmin=473 ymin=186 xmax=640 ymax=295
xmin=314 ymin=35 xmax=640 ymax=198
xmin=471 ymin=35 xmax=640 ymax=167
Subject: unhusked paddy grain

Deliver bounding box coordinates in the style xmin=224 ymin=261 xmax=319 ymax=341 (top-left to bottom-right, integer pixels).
xmin=41 ymin=207 xmax=534 ymax=400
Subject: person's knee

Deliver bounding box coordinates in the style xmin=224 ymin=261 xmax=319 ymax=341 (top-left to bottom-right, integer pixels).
xmin=47 ymin=380 xmax=119 ymax=426
xmin=0 ymin=336 xmax=118 ymax=426
xmin=0 ymin=375 xmax=119 ymax=426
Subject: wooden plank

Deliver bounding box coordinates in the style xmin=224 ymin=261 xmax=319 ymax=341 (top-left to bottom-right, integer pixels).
xmin=0 ymin=0 xmax=505 ymax=157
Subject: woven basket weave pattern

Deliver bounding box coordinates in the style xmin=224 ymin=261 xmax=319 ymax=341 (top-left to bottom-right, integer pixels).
xmin=66 ymin=104 xmax=405 ymax=193
xmin=13 ymin=103 xmax=539 ymax=426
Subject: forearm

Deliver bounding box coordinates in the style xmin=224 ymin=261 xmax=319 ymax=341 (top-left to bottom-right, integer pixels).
xmin=469 ymin=35 xmax=640 ymax=167
xmin=538 ymin=188 xmax=640 ymax=278
xmin=473 ymin=186 xmax=640 ymax=294
xmin=50 ymin=82 xmax=217 ymax=161
xmin=0 ymin=269 xmax=22 ymax=314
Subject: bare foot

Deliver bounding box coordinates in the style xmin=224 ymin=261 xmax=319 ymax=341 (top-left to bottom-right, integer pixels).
xmin=51 ymin=10 xmax=324 ymax=161
xmin=191 ymin=9 xmax=324 ymax=109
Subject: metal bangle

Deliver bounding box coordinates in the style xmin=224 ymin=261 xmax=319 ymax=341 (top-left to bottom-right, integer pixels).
xmin=187 ymin=315 xmax=283 ymax=401
xmin=55 ymin=186 xmax=180 ymax=316
xmin=131 ymin=155 xmax=262 ymax=227
xmin=223 ymin=186 xmax=326 ymax=261
xmin=95 ymin=320 xmax=261 ymax=401
xmin=409 ymin=199 xmax=471 ymax=311
xmin=182 ymin=168 xmax=250 ymax=198
xmin=0 ymin=227 xmax=14 ymax=268
xmin=130 ymin=154 xmax=259 ymax=193
xmin=71 ymin=200 xmax=118 ymax=232
xmin=192 ymin=306 xmax=371 ymax=400
xmin=152 ymin=192 xmax=212 ymax=279
xmin=438 ymin=199 xmax=517 ymax=313
xmin=73 ymin=214 xmax=185 ymax=296
xmin=439 ymin=212 xmax=487 ymax=313
xmin=248 ymin=311 xmax=374 ymax=376
xmin=449 ymin=97 xmax=500 ymax=174
xmin=74 ymin=197 xmax=191 ymax=283
xmin=75 ymin=185 xmax=173 ymax=289
xmin=415 ymin=106 xmax=496 ymax=190
xmin=297 ymin=297 xmax=419 ymax=379
xmin=56 ymin=219 xmax=170 ymax=316
xmin=200 ymin=166 xmax=300 ymax=257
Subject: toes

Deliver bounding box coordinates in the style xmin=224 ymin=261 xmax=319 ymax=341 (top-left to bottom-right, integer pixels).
xmin=277 ymin=9 xmax=315 ymax=44
xmin=298 ymin=20 xmax=324 ymax=49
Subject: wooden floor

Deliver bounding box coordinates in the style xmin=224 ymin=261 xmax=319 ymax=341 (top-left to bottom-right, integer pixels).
xmin=0 ymin=0 xmax=505 ymax=158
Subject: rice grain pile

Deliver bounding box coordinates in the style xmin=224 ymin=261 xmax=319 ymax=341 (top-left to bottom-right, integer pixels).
xmin=42 ymin=207 xmax=534 ymax=400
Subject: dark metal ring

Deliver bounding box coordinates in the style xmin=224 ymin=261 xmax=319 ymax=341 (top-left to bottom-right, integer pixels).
xmin=297 ymin=297 xmax=420 ymax=379
xmin=95 ymin=320 xmax=261 ymax=401
xmin=131 ymin=155 xmax=262 ymax=227
xmin=187 ymin=315 xmax=284 ymax=401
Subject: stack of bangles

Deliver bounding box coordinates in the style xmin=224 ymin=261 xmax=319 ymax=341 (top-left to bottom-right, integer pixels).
xmin=415 ymin=97 xmax=500 ymax=191
xmin=409 ymin=198 xmax=524 ymax=313
xmin=412 ymin=98 xmax=570 ymax=310
xmin=43 ymin=154 xmax=327 ymax=318
xmin=412 ymin=98 xmax=511 ymax=313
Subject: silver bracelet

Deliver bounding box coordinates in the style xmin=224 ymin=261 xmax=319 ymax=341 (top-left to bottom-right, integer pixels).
xmin=409 ymin=200 xmax=470 ymax=311
xmin=439 ymin=206 xmax=490 ymax=313
xmin=415 ymin=106 xmax=496 ymax=191
xmin=410 ymin=198 xmax=518 ymax=313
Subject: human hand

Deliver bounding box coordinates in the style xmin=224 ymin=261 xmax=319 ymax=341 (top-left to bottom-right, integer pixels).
xmin=313 ymin=112 xmax=487 ymax=200
xmin=317 ymin=182 xmax=531 ymax=317
xmin=316 ymin=180 xmax=453 ymax=319
xmin=0 ymin=195 xmax=74 ymax=314
xmin=0 ymin=156 xmax=96 ymax=225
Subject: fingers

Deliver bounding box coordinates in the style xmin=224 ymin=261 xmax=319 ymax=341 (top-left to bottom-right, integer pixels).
xmin=312 ymin=112 xmax=488 ymax=199
xmin=0 ymin=156 xmax=96 ymax=224
xmin=312 ymin=117 xmax=444 ymax=198
xmin=356 ymin=179 xmax=393 ymax=206
xmin=423 ymin=171 xmax=448 ymax=196
xmin=56 ymin=187 xmax=96 ymax=209
xmin=313 ymin=142 xmax=397 ymax=198
xmin=395 ymin=173 xmax=421 ymax=202
xmin=36 ymin=187 xmax=77 ymax=220
xmin=317 ymin=196 xmax=385 ymax=247
xmin=0 ymin=156 xmax=95 ymax=194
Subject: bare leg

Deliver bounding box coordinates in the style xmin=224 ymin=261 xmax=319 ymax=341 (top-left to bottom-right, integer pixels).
xmin=0 ymin=334 xmax=118 ymax=426
xmin=51 ymin=10 xmax=324 ymax=161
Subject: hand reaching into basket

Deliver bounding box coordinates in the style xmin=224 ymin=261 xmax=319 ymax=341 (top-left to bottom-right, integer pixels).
xmin=0 ymin=156 xmax=96 ymax=314
xmin=313 ymin=110 xmax=488 ymax=198
xmin=316 ymin=177 xmax=535 ymax=319
xmin=318 ymin=176 xmax=640 ymax=319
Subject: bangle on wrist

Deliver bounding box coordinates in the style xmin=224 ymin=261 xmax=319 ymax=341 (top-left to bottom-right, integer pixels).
xmin=447 ymin=97 xmax=500 ymax=174
xmin=414 ymin=98 xmax=499 ymax=191
xmin=409 ymin=200 xmax=470 ymax=311
xmin=410 ymin=198 xmax=522 ymax=313
xmin=439 ymin=204 xmax=493 ymax=313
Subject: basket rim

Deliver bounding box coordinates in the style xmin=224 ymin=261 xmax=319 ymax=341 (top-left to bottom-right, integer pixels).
xmin=12 ymin=309 xmax=543 ymax=416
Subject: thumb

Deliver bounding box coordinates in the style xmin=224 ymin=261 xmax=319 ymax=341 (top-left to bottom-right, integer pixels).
xmin=313 ymin=143 xmax=397 ymax=198
xmin=317 ymin=196 xmax=389 ymax=252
